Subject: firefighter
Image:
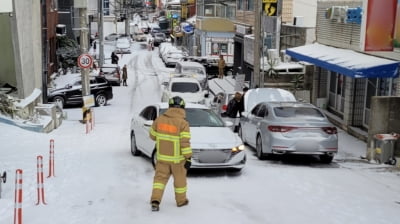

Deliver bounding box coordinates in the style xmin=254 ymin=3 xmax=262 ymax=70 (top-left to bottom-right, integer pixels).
xmin=149 ymin=96 xmax=192 ymax=211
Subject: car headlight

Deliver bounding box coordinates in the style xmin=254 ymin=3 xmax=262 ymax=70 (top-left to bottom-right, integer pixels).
xmin=231 ymin=144 xmax=245 ymax=154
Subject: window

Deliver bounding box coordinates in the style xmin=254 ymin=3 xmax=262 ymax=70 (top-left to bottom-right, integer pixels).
xmin=247 ymin=0 xmax=254 ymax=11
xmin=185 ymin=108 xmax=225 ymax=127
xmin=237 ymin=0 xmax=243 ymax=10
xmin=140 ymin=106 xmax=157 ymax=120
xmin=171 ymin=82 xmax=200 ymax=93
xmin=257 ymin=105 xmax=267 ymax=117
xmin=211 ymin=43 xmax=228 ymax=55
xmin=104 ymin=0 xmax=110 ymax=16
xmin=205 ymin=5 xmax=215 ymax=16
xmin=274 ymin=107 xmax=324 ymax=118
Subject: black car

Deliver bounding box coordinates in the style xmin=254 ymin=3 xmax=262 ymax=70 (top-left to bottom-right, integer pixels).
xmin=48 ymin=76 xmax=113 ymax=108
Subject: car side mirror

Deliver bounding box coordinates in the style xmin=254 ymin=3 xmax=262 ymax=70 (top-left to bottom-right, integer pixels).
xmin=144 ymin=120 xmax=153 ymax=127
xmin=65 ymin=84 xmax=72 ymax=89
xmin=204 ymin=91 xmax=209 ymax=98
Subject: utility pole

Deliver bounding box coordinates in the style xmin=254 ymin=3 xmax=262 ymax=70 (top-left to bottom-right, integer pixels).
xmin=75 ymin=0 xmax=91 ymax=123
xmin=253 ymin=0 xmax=261 ymax=88
xmin=98 ymin=0 xmax=105 ymax=67
xmin=78 ymin=4 xmax=90 ymax=97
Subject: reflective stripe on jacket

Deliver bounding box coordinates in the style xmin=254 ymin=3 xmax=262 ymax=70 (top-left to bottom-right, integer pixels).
xmin=150 ymin=107 xmax=192 ymax=163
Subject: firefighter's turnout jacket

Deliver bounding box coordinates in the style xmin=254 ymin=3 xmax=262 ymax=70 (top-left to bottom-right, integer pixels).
xmin=149 ymin=107 xmax=192 ymax=206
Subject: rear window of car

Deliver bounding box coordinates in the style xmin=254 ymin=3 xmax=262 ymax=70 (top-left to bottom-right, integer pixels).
xmin=182 ymin=67 xmax=205 ymax=75
xmin=171 ymin=82 xmax=200 ymax=93
xmin=274 ymin=107 xmax=324 ymax=118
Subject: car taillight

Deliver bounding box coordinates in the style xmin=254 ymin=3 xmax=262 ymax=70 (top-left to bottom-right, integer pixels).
xmin=322 ymin=127 xmax=337 ymax=134
xmin=268 ymin=126 xmax=297 ymax=132
xmin=222 ymin=104 xmax=227 ymax=111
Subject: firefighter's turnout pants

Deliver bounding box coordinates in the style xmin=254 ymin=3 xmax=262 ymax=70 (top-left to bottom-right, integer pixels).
xmin=151 ymin=160 xmax=187 ymax=206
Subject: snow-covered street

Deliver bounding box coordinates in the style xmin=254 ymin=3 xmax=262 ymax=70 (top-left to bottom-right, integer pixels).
xmin=1 ymin=42 xmax=400 ymax=224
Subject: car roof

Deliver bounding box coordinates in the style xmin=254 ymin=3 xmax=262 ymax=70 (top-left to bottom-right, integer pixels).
xmin=245 ymin=88 xmax=297 ymax=112
xmin=176 ymin=61 xmax=205 ymax=68
xmin=264 ymin=101 xmax=315 ymax=108
xmin=169 ymin=76 xmax=201 ymax=83
xmin=156 ymin=102 xmax=209 ymax=109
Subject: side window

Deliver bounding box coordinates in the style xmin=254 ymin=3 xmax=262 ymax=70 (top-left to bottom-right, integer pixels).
xmin=251 ymin=104 xmax=261 ymax=115
xmin=140 ymin=106 xmax=156 ymax=121
xmin=257 ymin=105 xmax=267 ymax=117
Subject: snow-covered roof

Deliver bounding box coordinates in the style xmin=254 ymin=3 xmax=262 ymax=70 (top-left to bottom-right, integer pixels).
xmin=286 ymin=43 xmax=400 ymax=78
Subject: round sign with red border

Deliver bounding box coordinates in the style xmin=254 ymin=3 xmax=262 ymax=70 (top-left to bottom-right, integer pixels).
xmin=77 ymin=54 xmax=93 ymax=69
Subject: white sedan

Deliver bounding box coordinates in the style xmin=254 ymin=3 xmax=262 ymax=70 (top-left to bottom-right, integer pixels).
xmin=161 ymin=77 xmax=209 ymax=104
xmin=130 ymin=103 xmax=246 ymax=171
xmin=115 ymin=37 xmax=131 ymax=54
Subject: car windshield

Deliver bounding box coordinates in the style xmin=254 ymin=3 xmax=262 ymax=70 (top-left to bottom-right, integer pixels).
xmin=274 ymin=107 xmax=324 ymax=118
xmin=160 ymin=108 xmax=225 ymax=127
xmin=182 ymin=67 xmax=205 ymax=75
xmin=171 ymin=82 xmax=200 ymax=93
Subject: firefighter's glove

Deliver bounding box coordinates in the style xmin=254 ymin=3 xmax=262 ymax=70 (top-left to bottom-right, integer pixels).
xmin=184 ymin=158 xmax=191 ymax=170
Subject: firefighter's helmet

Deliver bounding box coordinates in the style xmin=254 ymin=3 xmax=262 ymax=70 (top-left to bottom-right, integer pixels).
xmin=169 ymin=96 xmax=185 ymax=108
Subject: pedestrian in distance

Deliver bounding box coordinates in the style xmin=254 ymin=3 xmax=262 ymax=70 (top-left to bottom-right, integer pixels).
xmin=122 ymin=64 xmax=128 ymax=86
xmin=218 ymin=55 xmax=226 ymax=79
xmin=111 ymin=51 xmax=119 ymax=64
xmin=149 ymin=96 xmax=192 ymax=212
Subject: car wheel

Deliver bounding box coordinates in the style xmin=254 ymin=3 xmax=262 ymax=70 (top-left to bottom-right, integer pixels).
xmin=225 ymin=69 xmax=233 ymax=76
xmin=256 ymin=135 xmax=267 ymax=160
xmin=151 ymin=149 xmax=157 ymax=169
xmin=130 ymin=132 xmax=141 ymax=156
xmin=238 ymin=125 xmax=246 ymax=144
xmin=95 ymin=93 xmax=107 ymax=106
xmin=53 ymin=96 xmax=65 ymax=109
xmin=319 ymin=154 xmax=334 ymax=164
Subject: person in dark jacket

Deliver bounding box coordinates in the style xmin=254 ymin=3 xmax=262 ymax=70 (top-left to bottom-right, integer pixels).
xmin=149 ymin=96 xmax=192 ymax=212
xmin=238 ymin=87 xmax=249 ymax=117
xmin=225 ymin=92 xmax=242 ymax=118
xmin=111 ymin=51 xmax=119 ymax=64
xmin=122 ymin=64 xmax=128 ymax=86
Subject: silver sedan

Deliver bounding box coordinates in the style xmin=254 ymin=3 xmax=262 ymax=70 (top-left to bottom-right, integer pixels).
xmin=239 ymin=101 xmax=338 ymax=163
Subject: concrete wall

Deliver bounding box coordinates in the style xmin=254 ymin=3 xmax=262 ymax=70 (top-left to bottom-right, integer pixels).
xmin=0 ymin=14 xmax=16 ymax=88
xmin=368 ymin=96 xmax=400 ymax=156
xmin=293 ymin=0 xmax=317 ymax=27
xmin=13 ymin=0 xmax=43 ymax=98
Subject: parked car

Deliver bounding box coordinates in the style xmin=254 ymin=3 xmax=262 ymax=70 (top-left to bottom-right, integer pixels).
xmin=183 ymin=56 xmax=233 ymax=78
xmin=105 ymin=33 xmax=122 ymax=41
xmin=100 ymin=64 xmax=121 ymax=86
xmin=153 ymin=33 xmax=166 ymax=46
xmin=130 ymin=103 xmax=246 ymax=171
xmin=158 ymin=42 xmax=172 ymax=57
xmin=115 ymin=37 xmax=131 ymax=54
xmin=174 ymin=61 xmax=208 ymax=89
xmin=48 ymin=76 xmax=113 ymax=108
xmin=239 ymin=101 xmax=338 ymax=163
xmin=161 ymin=77 xmax=209 ymax=104
xmin=162 ymin=51 xmax=185 ymax=67
xmin=134 ymin=32 xmax=147 ymax=42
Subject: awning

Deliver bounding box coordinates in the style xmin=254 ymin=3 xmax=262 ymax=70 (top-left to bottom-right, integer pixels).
xmin=285 ymin=43 xmax=400 ymax=78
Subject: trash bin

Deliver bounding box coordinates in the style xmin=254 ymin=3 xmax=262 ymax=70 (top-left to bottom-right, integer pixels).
xmin=372 ymin=133 xmax=399 ymax=165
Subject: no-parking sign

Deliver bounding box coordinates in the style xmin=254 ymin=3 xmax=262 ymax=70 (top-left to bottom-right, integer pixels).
xmin=77 ymin=54 xmax=93 ymax=69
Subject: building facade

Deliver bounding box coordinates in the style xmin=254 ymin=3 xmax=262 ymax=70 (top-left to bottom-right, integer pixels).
xmin=286 ymin=0 xmax=400 ymax=141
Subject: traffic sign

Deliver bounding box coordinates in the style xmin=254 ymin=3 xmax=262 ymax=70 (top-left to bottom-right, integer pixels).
xmin=77 ymin=54 xmax=93 ymax=69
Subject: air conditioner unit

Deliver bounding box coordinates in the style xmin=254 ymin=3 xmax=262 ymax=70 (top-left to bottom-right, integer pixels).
xmin=328 ymin=6 xmax=348 ymax=22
